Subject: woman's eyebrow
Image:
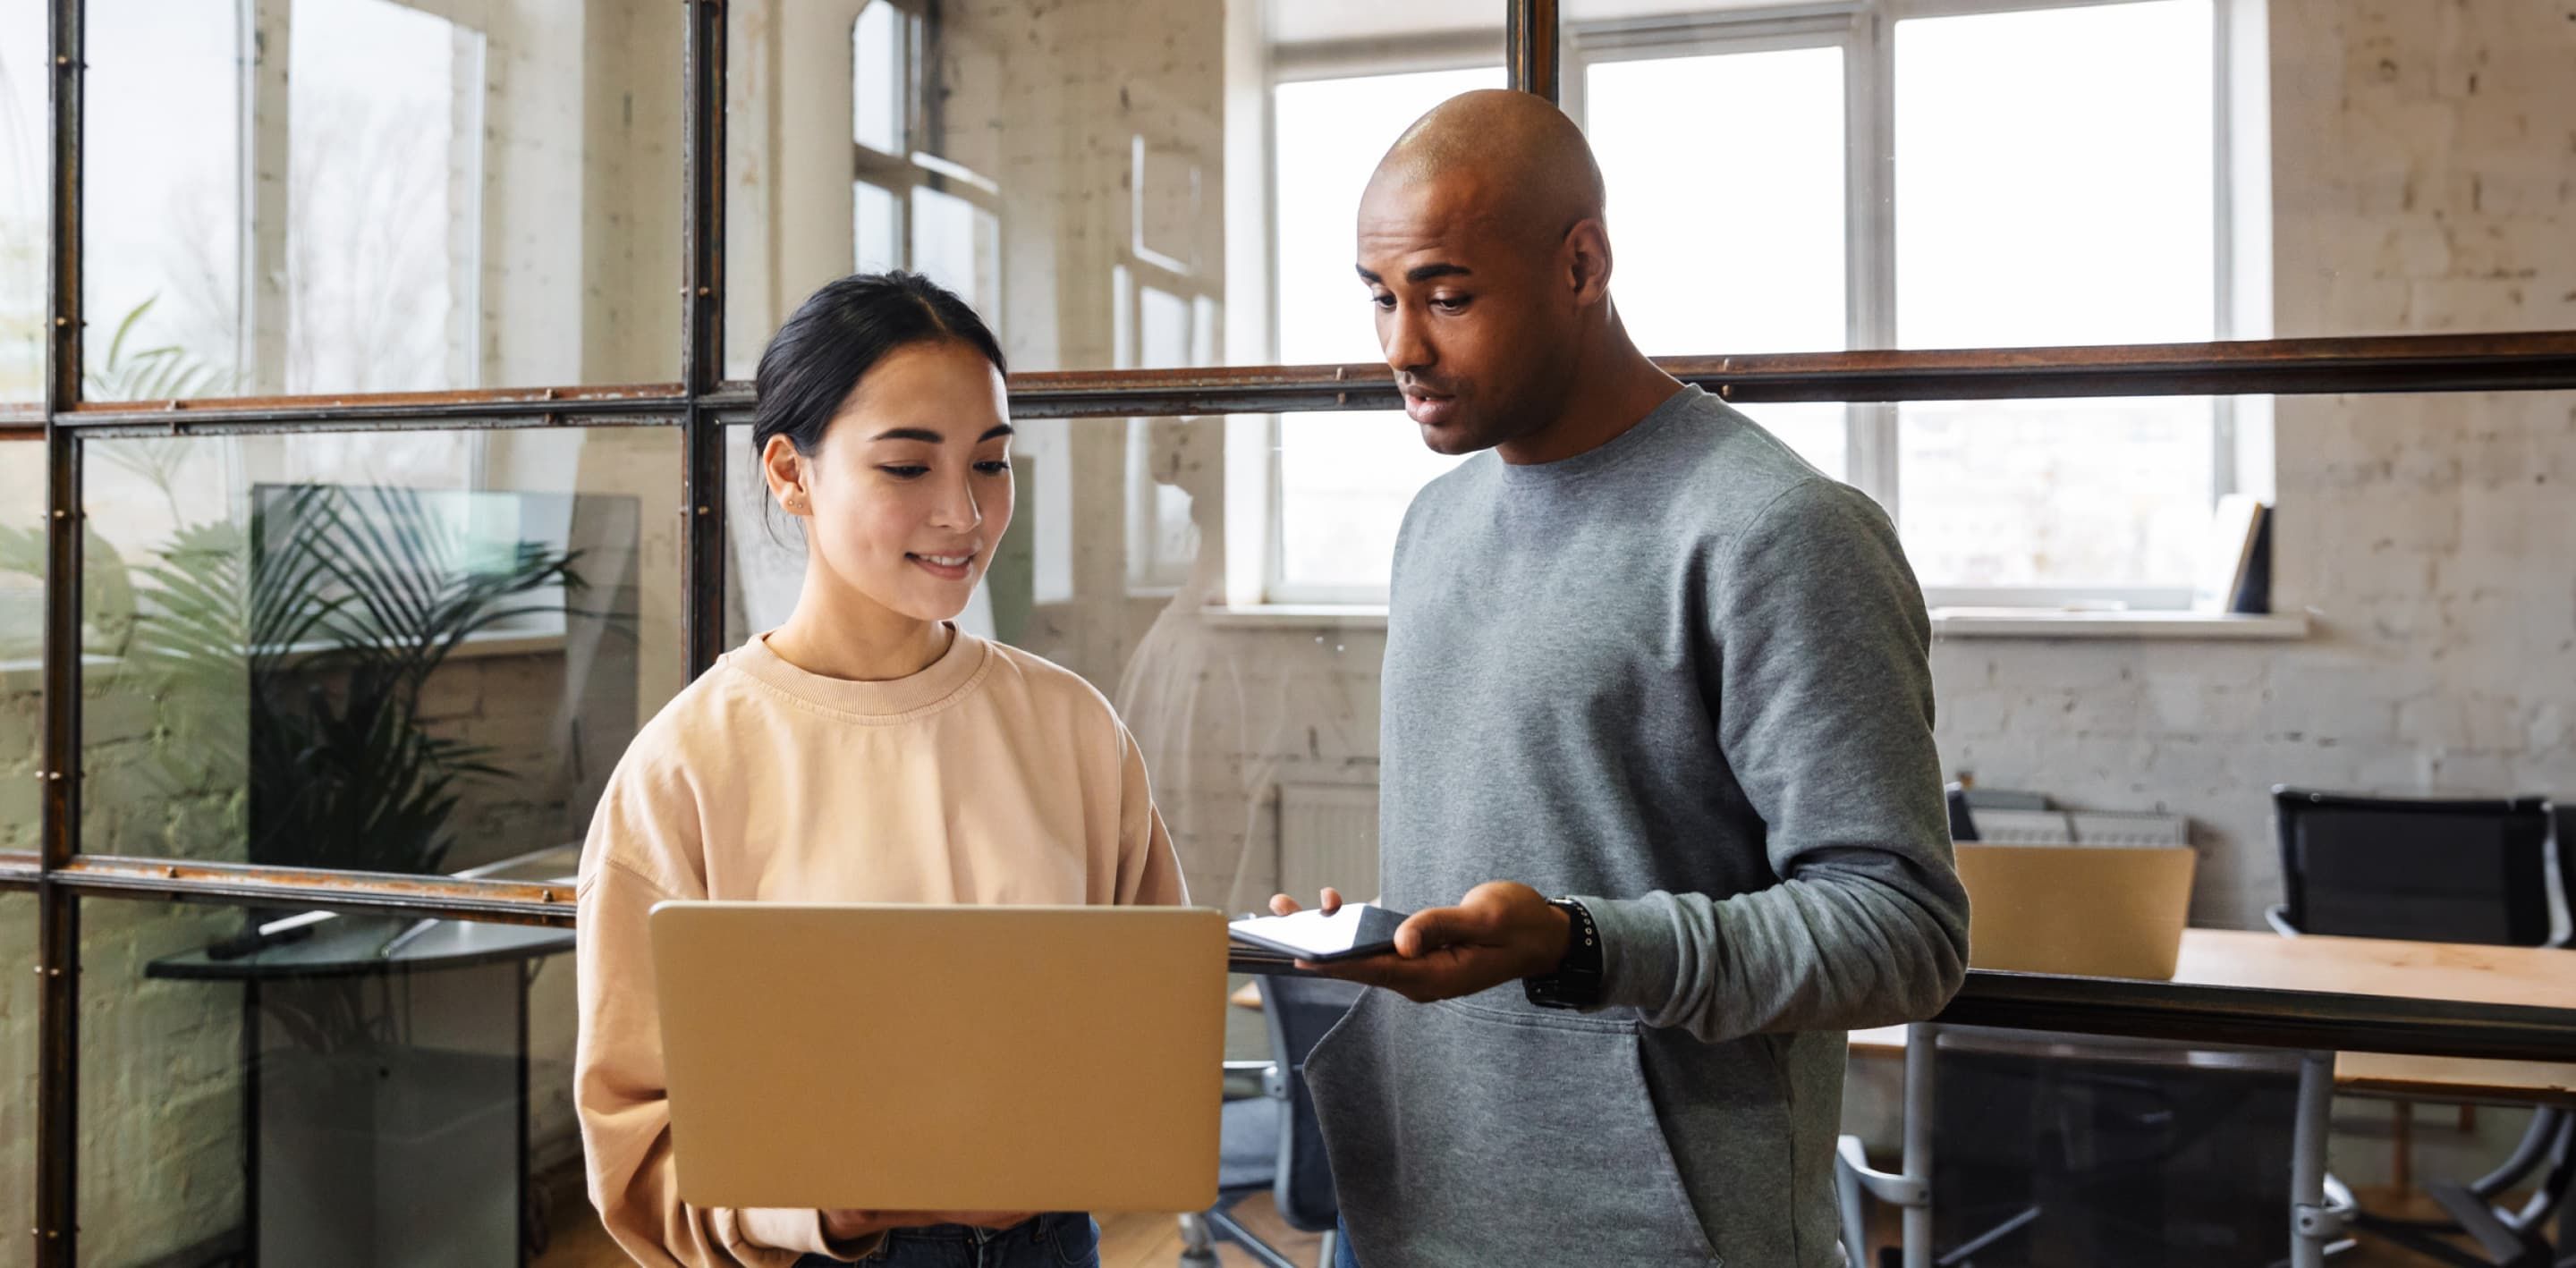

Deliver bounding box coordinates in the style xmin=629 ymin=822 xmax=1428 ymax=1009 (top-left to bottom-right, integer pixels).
xmin=980 ymin=424 xmax=1014 ymax=442
xmin=869 ymin=427 xmax=944 ymax=443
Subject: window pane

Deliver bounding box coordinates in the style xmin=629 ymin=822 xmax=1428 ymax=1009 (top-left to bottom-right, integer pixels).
xmin=78 ymin=426 xmax=685 ymax=872
xmin=1586 ymin=46 xmax=1845 ymax=356
xmin=911 ymin=184 xmax=999 ymax=319
xmin=0 ymin=892 xmax=30 ymax=1257
xmin=854 ymin=182 xmax=900 ymax=275
xmin=1 ymin=439 xmax=36 ymax=857
xmin=0 ymin=0 xmax=40 ymax=401
xmin=86 ymin=0 xmax=685 ymax=400
xmin=725 ymin=0 xmax=1500 ymax=377
xmin=1272 ymin=66 xmax=1499 ymax=597
xmin=78 ymin=896 xmax=597 ymax=1266
xmin=852 ymin=0 xmax=902 ymax=156
xmin=1896 ymin=1 xmax=2216 ymax=350
xmin=1899 ymin=397 xmax=2216 ymax=588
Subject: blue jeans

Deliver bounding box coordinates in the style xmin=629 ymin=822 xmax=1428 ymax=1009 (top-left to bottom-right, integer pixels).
xmin=793 ymin=1213 xmax=1098 ymax=1267
xmin=1335 ymin=1215 xmax=1360 ymax=1268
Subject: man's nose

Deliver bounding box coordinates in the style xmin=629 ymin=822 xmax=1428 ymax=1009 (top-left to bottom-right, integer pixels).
xmin=1381 ymin=304 xmax=1433 ymax=375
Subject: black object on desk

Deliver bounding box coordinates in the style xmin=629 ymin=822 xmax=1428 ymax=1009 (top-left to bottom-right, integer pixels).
xmin=148 ymin=914 xmax=576 ymax=1267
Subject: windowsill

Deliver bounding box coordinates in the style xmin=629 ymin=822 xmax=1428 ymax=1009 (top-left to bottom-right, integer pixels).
xmin=1200 ymin=604 xmax=1394 ymax=630
xmin=1203 ymin=604 xmax=2314 ymax=641
xmin=1928 ymin=608 xmax=2311 ymax=640
xmin=0 ymin=628 xmax=571 ymax=690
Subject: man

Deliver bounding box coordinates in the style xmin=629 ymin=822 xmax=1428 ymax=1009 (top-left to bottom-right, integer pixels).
xmin=1271 ymin=90 xmax=1971 ymax=1265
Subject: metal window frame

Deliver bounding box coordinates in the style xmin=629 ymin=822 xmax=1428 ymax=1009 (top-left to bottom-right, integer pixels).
xmin=13 ymin=1 xmax=2576 ymax=1263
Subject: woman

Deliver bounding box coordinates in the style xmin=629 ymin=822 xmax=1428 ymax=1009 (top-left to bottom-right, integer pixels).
xmin=574 ymin=272 xmax=1185 ymax=1268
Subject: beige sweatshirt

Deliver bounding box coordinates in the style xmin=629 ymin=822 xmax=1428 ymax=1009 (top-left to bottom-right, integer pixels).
xmin=573 ymin=630 xmax=1188 ymax=1267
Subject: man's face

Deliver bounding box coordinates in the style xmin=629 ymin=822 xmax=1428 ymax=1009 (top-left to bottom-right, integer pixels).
xmin=1357 ymin=174 xmax=1576 ymax=456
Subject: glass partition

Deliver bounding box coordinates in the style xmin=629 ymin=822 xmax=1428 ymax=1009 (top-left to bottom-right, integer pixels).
xmin=0 ymin=0 xmax=39 ymax=402
xmin=76 ymin=425 xmax=685 ymax=873
xmin=83 ymin=0 xmax=687 ymax=400
xmin=75 ymin=895 xmax=592 ymax=1267
xmin=723 ymin=0 xmax=1503 ymax=378
xmin=1 ymin=438 xmax=41 ymax=859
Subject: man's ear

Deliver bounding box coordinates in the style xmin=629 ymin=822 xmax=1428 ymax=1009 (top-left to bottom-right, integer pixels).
xmin=1564 ymin=217 xmax=1614 ymax=307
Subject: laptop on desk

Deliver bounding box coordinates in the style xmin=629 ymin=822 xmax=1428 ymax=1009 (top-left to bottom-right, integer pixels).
xmin=1957 ymin=843 xmax=2199 ymax=980
xmin=648 ymin=902 xmax=1227 ymax=1213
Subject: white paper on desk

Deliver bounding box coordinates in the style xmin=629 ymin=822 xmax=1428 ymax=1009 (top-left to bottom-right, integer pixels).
xmin=1227 ymin=902 xmax=1405 ymax=959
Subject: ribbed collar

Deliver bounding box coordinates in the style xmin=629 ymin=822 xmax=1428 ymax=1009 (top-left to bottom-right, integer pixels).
xmin=725 ymin=625 xmax=993 ymax=721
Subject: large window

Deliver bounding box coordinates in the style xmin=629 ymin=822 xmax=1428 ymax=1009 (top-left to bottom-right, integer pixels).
xmin=1270 ymin=65 xmax=1504 ymax=602
xmin=1266 ymin=0 xmax=2255 ymax=604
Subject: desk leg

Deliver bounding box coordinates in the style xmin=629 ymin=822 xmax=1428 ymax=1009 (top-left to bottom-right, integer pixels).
xmin=2290 ymin=1051 xmax=2345 ymax=1268
xmin=1902 ymin=1022 xmax=1936 ymax=1268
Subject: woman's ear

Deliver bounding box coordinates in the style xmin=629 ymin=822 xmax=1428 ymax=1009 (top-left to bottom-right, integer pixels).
xmin=761 ymin=434 xmax=810 ymax=517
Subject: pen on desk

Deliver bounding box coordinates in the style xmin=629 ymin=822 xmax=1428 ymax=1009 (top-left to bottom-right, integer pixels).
xmin=205 ymin=909 xmax=335 ymax=961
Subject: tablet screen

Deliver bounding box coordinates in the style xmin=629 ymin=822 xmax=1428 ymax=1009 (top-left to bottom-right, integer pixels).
xmin=1227 ymin=903 xmax=1409 ymax=959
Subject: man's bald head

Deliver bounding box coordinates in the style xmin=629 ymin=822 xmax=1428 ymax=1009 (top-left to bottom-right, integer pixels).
xmin=1353 ymin=90 xmax=1630 ymax=461
xmin=1365 ymin=89 xmax=1606 ymax=247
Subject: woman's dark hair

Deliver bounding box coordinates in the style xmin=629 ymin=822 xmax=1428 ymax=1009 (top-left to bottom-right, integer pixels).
xmin=751 ymin=271 xmax=1008 ymax=462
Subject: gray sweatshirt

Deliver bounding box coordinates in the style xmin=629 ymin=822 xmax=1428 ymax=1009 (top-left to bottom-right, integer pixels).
xmin=1304 ymin=386 xmax=1970 ymax=1266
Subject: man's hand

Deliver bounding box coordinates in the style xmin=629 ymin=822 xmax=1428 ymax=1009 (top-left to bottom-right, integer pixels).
xmin=1269 ymin=881 xmax=1572 ymax=1003
xmin=822 ymin=1210 xmax=1032 ymax=1241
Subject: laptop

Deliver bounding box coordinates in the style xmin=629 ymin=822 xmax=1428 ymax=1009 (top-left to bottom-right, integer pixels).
xmin=1956 ymin=843 xmax=2198 ymax=980
xmin=648 ymin=902 xmax=1228 ymax=1213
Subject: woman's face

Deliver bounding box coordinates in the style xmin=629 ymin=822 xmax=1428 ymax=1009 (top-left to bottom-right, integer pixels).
xmin=765 ymin=339 xmax=1014 ymax=624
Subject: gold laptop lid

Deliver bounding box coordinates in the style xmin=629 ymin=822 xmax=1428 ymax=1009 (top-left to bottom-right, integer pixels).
xmin=649 ymin=902 xmax=1227 ymax=1213
xmin=1956 ymin=844 xmax=2198 ymax=980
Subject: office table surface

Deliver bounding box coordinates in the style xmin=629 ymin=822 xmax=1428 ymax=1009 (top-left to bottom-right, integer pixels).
xmin=1852 ymin=927 xmax=2576 ymax=1106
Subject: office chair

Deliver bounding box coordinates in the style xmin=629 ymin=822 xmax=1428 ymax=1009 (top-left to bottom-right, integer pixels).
xmin=1180 ymin=976 xmax=1363 ymax=1268
xmin=2268 ymin=787 xmax=2575 ymax=1268
xmin=1946 ymin=782 xmax=1981 ymax=845
xmin=1840 ymin=1027 xmax=2301 ymax=1267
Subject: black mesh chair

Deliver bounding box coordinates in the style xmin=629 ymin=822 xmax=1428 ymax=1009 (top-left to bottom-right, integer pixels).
xmin=2268 ymin=787 xmax=2574 ymax=1267
xmin=2270 ymin=787 xmax=2560 ymax=945
xmin=1180 ymin=976 xmax=1362 ymax=1268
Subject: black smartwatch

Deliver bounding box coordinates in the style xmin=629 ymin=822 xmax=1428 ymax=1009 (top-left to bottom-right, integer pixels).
xmin=1523 ymin=897 xmax=1605 ymax=1010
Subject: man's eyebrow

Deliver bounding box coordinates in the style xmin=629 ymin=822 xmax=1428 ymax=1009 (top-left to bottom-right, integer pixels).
xmin=1355 ymin=263 xmax=1474 ymax=284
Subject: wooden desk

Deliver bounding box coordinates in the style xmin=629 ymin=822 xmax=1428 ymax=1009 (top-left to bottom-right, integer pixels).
xmin=1853 ymin=928 xmax=2576 ymax=1106
xmin=1850 ymin=926 xmax=2575 ymax=1268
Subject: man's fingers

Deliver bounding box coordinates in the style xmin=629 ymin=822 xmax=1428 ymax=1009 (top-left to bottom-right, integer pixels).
xmin=1319 ymin=887 xmax=1344 ymax=914
xmin=1268 ymin=893 xmax=1301 ymax=916
xmin=1394 ymin=905 xmax=1488 ymax=957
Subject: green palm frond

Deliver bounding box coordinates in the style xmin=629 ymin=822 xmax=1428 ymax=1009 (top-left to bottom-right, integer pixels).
xmin=117 ymin=480 xmax=587 ymax=876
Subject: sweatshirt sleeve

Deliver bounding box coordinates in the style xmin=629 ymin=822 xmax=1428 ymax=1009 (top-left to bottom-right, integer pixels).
xmin=1580 ymin=478 xmax=1971 ymax=1043
xmin=1112 ymin=718 xmax=1191 ymax=907
xmin=573 ymin=764 xmax=885 ymax=1266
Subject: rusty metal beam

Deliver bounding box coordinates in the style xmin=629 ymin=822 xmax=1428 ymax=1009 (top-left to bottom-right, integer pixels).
xmin=60 ymin=383 xmax=691 ymax=430
xmin=682 ymin=0 xmax=728 ymax=675
xmin=1002 ymin=331 xmax=2576 ymax=418
xmin=42 ymin=333 xmax=2576 ymax=430
xmin=38 ymin=0 xmax=81 ymax=1257
xmin=55 ymin=858 xmax=574 ymax=928
xmin=1507 ymin=0 xmax=1560 ymax=101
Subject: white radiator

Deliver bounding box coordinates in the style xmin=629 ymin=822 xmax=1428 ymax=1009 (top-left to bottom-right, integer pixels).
xmin=1971 ymin=807 xmax=2191 ymax=847
xmin=1277 ymin=783 xmax=1381 ymax=901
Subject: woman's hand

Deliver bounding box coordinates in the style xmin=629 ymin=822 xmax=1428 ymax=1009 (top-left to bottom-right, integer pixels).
xmin=822 ymin=1209 xmax=1034 ymax=1240
xmin=1267 ymin=887 xmax=1344 ymax=916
